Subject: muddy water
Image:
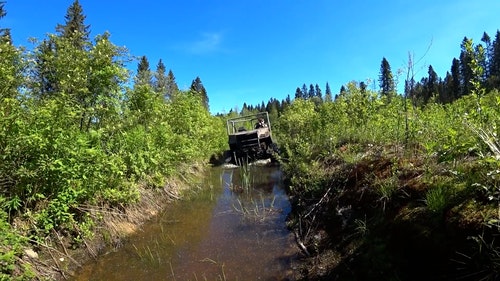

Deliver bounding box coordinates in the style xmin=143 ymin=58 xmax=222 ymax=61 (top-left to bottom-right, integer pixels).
xmin=72 ymin=165 xmax=298 ymax=281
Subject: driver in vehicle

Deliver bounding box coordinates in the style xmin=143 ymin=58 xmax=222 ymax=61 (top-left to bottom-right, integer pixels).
xmin=255 ymin=118 xmax=268 ymax=129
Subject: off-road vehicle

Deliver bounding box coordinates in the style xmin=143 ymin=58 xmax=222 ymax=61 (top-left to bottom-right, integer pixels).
xmin=225 ymin=112 xmax=278 ymax=164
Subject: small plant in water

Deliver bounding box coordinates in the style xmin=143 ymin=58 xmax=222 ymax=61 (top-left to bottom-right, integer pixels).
xmin=232 ymin=195 xmax=277 ymax=222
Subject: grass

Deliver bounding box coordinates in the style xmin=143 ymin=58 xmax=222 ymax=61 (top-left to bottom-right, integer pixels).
xmin=232 ymin=195 xmax=277 ymax=222
xmin=425 ymin=186 xmax=448 ymax=214
xmin=374 ymin=174 xmax=399 ymax=211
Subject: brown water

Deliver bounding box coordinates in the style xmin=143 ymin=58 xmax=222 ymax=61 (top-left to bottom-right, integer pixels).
xmin=72 ymin=165 xmax=298 ymax=281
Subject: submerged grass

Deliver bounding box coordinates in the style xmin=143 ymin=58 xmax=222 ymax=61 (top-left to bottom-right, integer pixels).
xmin=232 ymin=194 xmax=278 ymax=222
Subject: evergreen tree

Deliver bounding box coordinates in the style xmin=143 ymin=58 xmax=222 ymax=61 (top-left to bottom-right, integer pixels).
xmin=359 ymin=81 xmax=367 ymax=95
xmin=489 ymin=30 xmax=500 ymax=89
xmin=153 ymin=59 xmax=167 ymax=96
xmin=441 ymin=72 xmax=453 ymax=103
xmin=324 ymin=82 xmax=332 ymax=102
xmin=339 ymin=85 xmax=347 ymax=97
xmin=308 ymin=84 xmax=315 ymax=99
xmin=153 ymin=60 xmax=179 ymax=100
xmin=301 ymin=84 xmax=308 ymax=99
xmin=425 ymin=65 xmax=439 ymax=103
xmin=315 ymin=83 xmax=322 ymax=100
xmin=135 ymin=56 xmax=153 ymax=87
xmin=379 ymin=57 xmax=395 ymax=99
xmin=294 ymin=87 xmax=303 ymax=99
xmin=32 ymin=39 xmax=58 ymax=97
xmin=190 ymin=76 xmax=209 ymax=110
xmin=450 ymin=58 xmax=461 ymax=100
xmin=55 ymin=0 xmax=90 ymax=50
xmin=166 ymin=70 xmax=179 ymax=98
xmin=481 ymin=32 xmax=492 ymax=79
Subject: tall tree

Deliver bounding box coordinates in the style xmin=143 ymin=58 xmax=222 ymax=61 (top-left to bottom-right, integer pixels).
xmin=135 ymin=56 xmax=153 ymax=87
xmin=301 ymin=84 xmax=308 ymax=99
xmin=489 ymin=30 xmax=500 ymax=89
xmin=481 ymin=32 xmax=492 ymax=79
xmin=379 ymin=57 xmax=395 ymax=99
xmin=314 ymin=83 xmax=322 ymax=100
xmin=359 ymin=81 xmax=367 ymax=95
xmin=324 ymin=82 xmax=332 ymax=102
xmin=425 ymin=65 xmax=439 ymax=103
xmin=308 ymin=84 xmax=315 ymax=99
xmin=190 ymin=76 xmax=209 ymax=110
xmin=153 ymin=59 xmax=167 ymax=96
xmin=459 ymin=37 xmax=475 ymax=96
xmin=55 ymin=0 xmax=90 ymax=50
xmin=165 ymin=69 xmax=179 ymax=98
xmin=450 ymin=58 xmax=461 ymax=100
xmin=294 ymin=87 xmax=303 ymax=99
xmin=441 ymin=72 xmax=454 ymax=103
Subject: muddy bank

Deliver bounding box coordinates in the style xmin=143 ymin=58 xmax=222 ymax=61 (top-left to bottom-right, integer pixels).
xmin=21 ymin=165 xmax=206 ymax=281
xmin=285 ymin=144 xmax=499 ymax=281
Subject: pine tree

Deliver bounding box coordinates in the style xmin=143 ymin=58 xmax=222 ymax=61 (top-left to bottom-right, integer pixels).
xmin=339 ymin=85 xmax=346 ymax=97
xmin=153 ymin=59 xmax=167 ymax=96
xmin=135 ymin=56 xmax=153 ymax=87
xmin=324 ymin=82 xmax=332 ymax=102
xmin=425 ymin=65 xmax=439 ymax=103
xmin=308 ymin=84 xmax=315 ymax=99
xmin=301 ymin=84 xmax=308 ymax=99
xmin=359 ymin=81 xmax=367 ymax=95
xmin=379 ymin=57 xmax=395 ymax=99
xmin=450 ymin=58 xmax=461 ymax=100
xmin=314 ymin=84 xmax=322 ymax=100
xmin=166 ymin=70 xmax=179 ymax=98
xmin=441 ymin=72 xmax=454 ymax=103
xmin=190 ymin=76 xmax=209 ymax=110
xmin=481 ymin=32 xmax=492 ymax=79
xmin=55 ymin=0 xmax=90 ymax=50
xmin=489 ymin=30 xmax=500 ymax=89
xmin=294 ymin=87 xmax=303 ymax=99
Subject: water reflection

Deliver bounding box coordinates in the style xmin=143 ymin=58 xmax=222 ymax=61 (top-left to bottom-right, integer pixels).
xmin=72 ymin=166 xmax=297 ymax=281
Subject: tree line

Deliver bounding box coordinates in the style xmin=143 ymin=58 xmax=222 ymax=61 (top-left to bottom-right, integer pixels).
xmin=235 ymin=29 xmax=500 ymax=118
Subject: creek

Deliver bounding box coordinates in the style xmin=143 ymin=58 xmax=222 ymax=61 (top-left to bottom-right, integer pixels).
xmin=71 ymin=165 xmax=298 ymax=280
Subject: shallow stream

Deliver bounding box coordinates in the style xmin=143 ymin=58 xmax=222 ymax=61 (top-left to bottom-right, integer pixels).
xmin=72 ymin=165 xmax=298 ymax=280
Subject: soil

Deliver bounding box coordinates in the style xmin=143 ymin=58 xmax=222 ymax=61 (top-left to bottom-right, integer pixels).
xmin=285 ymin=144 xmax=500 ymax=281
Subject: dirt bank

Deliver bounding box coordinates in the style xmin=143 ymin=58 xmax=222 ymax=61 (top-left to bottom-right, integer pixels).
xmin=285 ymin=144 xmax=499 ymax=281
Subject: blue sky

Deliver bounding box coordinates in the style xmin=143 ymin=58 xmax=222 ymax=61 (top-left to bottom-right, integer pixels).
xmin=4 ymin=0 xmax=500 ymax=114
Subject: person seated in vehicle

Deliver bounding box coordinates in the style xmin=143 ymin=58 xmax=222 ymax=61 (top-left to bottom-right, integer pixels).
xmin=255 ymin=118 xmax=268 ymax=129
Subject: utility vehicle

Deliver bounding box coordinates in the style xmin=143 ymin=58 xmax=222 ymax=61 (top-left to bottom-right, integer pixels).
xmin=225 ymin=112 xmax=278 ymax=164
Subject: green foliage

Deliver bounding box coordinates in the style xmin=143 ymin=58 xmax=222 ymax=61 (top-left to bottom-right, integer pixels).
xmin=0 ymin=205 xmax=34 ymax=280
xmin=0 ymin=7 xmax=226 ymax=279
xmin=425 ymin=186 xmax=449 ymax=214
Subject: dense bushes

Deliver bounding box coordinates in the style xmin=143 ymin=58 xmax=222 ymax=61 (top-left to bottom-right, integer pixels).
xmin=276 ymin=81 xmax=500 ymax=279
xmin=0 ymin=25 xmax=227 ymax=278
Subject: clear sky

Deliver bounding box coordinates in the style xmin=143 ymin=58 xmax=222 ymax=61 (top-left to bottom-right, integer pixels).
xmin=3 ymin=0 xmax=500 ymax=114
